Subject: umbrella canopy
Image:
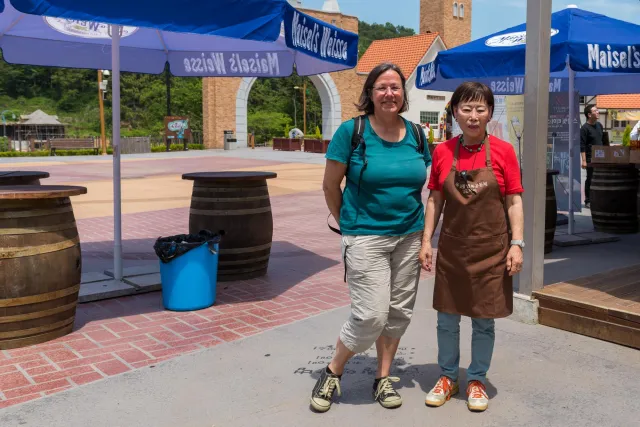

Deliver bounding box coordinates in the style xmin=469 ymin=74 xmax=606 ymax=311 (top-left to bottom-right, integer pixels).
xmin=415 ymin=6 xmax=640 ymax=236
xmin=416 ymin=7 xmax=640 ymax=94
xmin=2 ymin=0 xmax=359 ymax=76
xmin=1 ymin=0 xmax=359 ymax=280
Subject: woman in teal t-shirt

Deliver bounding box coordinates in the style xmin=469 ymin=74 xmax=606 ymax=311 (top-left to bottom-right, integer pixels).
xmin=309 ymin=62 xmax=432 ymax=413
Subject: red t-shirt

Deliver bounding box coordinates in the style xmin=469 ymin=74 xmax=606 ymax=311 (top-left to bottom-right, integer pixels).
xmin=427 ymin=135 xmax=524 ymax=196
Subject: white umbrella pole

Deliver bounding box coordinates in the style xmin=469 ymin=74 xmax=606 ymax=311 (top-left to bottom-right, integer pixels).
xmin=567 ymin=55 xmax=575 ymax=235
xmin=112 ymin=25 xmax=123 ymax=281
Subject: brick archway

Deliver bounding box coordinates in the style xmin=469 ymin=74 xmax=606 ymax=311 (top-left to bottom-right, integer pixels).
xmin=235 ymin=73 xmax=342 ymax=148
xmin=202 ymin=8 xmax=361 ymax=150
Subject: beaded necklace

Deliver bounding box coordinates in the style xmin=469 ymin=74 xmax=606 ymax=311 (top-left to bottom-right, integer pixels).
xmin=458 ymin=133 xmax=488 ymax=153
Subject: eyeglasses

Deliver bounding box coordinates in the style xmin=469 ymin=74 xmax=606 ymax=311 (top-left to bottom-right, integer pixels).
xmin=372 ymin=86 xmax=403 ymax=94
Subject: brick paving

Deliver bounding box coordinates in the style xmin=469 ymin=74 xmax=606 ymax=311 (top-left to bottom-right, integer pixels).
xmin=0 ymin=186 xmax=436 ymax=409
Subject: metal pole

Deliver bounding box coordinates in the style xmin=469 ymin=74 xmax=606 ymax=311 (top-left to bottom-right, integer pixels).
xmin=293 ymin=95 xmax=297 ymax=129
xmin=519 ymin=0 xmax=552 ymax=297
xmin=303 ymin=81 xmax=307 ymax=135
xmin=98 ymin=70 xmax=107 ymax=155
xmin=112 ymin=25 xmax=123 ymax=281
xmin=166 ymin=68 xmax=171 ymax=116
xmin=567 ymin=55 xmax=576 ymax=235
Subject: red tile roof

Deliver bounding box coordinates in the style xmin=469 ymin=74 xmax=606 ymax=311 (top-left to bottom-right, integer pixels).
xmin=596 ymin=94 xmax=640 ymax=109
xmin=356 ymin=33 xmax=441 ymax=78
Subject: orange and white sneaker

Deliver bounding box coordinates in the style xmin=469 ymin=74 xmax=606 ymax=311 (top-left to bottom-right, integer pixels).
xmin=466 ymin=380 xmax=489 ymax=412
xmin=425 ymin=376 xmax=459 ymax=407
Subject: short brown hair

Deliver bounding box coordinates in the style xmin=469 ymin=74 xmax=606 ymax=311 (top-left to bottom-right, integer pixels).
xmin=355 ymin=62 xmax=409 ymax=115
xmin=450 ymin=81 xmax=494 ymax=119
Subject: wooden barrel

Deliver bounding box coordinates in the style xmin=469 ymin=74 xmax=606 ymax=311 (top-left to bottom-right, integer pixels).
xmin=637 ymin=169 xmax=640 ymax=226
xmin=589 ymin=164 xmax=639 ymax=234
xmin=545 ymin=170 xmax=559 ymax=253
xmin=0 ymin=185 xmax=87 ymax=349
xmin=183 ymin=172 xmax=278 ymax=282
xmin=0 ymin=171 xmax=49 ymax=186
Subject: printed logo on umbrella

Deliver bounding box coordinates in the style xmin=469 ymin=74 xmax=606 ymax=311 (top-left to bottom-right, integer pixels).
xmin=44 ymin=18 xmax=138 ymax=39
xmin=485 ymin=29 xmax=559 ymax=48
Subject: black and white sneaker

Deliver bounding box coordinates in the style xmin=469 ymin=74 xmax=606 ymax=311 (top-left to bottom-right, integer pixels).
xmin=373 ymin=376 xmax=402 ymax=408
xmin=310 ymin=367 xmax=342 ymax=413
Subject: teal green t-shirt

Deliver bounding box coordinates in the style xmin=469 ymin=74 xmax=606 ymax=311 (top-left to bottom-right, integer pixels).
xmin=325 ymin=116 xmax=432 ymax=236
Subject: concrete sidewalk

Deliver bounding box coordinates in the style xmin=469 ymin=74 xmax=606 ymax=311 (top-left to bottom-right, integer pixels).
xmin=2 ymin=278 xmax=638 ymax=427
xmin=0 ymin=147 xmax=327 ymax=166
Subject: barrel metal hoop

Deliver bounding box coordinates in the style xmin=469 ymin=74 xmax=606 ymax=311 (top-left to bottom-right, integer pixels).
xmin=0 ymin=317 xmax=75 ymax=339
xmin=191 ymin=195 xmax=269 ymax=203
xmin=218 ymin=242 xmax=272 ymax=254
xmin=590 ymin=186 xmax=637 ymax=191
xmin=0 ymin=236 xmax=80 ymax=259
xmin=189 ymin=207 xmax=271 ymax=216
xmin=218 ymin=254 xmax=271 ymax=266
xmin=0 ymin=284 xmax=81 ymax=308
xmin=0 ymin=221 xmax=77 ymax=236
xmin=218 ymin=264 xmax=269 ymax=275
xmin=0 ymin=301 xmax=78 ymax=324
xmin=0 ymin=205 xmax=73 ymax=219
xmin=193 ymin=185 xmax=268 ymax=193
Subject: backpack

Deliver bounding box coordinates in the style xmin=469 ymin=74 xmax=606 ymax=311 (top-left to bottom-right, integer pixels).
xmin=328 ymin=114 xmax=426 ymax=236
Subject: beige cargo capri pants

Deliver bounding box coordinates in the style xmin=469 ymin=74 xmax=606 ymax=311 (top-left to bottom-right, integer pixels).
xmin=339 ymin=231 xmax=422 ymax=354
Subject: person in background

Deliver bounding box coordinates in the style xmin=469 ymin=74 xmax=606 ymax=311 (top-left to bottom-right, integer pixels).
xmin=629 ymin=120 xmax=640 ymax=142
xmin=580 ymin=104 xmax=604 ymax=208
xmin=419 ymin=81 xmax=524 ymax=413
xmin=311 ymin=62 xmax=431 ymax=413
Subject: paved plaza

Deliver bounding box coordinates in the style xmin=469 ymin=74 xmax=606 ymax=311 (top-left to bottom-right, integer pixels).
xmin=0 ymin=149 xmax=638 ymax=426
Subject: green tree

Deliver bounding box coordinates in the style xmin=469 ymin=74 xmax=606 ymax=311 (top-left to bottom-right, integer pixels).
xmin=248 ymin=111 xmax=292 ymax=145
xmin=622 ymin=124 xmax=632 ymax=147
xmin=0 ymin=19 xmax=414 ymax=141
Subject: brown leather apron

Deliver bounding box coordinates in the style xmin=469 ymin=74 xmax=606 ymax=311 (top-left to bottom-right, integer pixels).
xmin=433 ymin=136 xmax=513 ymax=318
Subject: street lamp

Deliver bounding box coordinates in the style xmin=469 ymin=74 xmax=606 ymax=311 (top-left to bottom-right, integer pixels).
xmin=294 ymin=82 xmax=307 ymax=135
xmin=98 ymin=70 xmax=110 ymax=155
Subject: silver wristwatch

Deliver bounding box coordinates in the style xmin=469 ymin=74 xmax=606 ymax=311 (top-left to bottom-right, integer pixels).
xmin=510 ymin=239 xmax=525 ymax=248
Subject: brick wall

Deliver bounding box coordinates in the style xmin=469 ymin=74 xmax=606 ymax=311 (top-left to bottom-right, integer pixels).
xmin=202 ymin=9 xmax=363 ymax=149
xmin=420 ymin=0 xmax=471 ymax=49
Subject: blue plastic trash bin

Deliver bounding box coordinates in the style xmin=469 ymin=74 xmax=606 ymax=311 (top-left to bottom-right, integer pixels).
xmin=159 ymin=241 xmax=218 ymax=311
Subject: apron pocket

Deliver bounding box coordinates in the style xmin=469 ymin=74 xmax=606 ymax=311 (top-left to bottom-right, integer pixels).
xmin=439 ymin=232 xmax=508 ymax=278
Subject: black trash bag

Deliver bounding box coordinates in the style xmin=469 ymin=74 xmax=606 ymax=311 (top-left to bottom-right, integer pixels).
xmin=153 ymin=229 xmax=224 ymax=264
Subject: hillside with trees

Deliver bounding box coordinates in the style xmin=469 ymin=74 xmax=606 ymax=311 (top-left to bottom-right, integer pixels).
xmin=0 ymin=20 xmax=415 ymax=146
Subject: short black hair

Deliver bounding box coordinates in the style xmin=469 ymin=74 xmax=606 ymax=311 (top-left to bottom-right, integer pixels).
xmin=355 ymin=62 xmax=409 ymax=115
xmin=584 ymin=104 xmax=596 ymax=119
xmin=450 ymin=81 xmax=495 ymax=119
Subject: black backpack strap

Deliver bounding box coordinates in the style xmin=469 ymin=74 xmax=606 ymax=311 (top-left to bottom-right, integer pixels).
xmin=327 ymin=213 xmax=342 ymax=235
xmin=351 ymin=114 xmax=366 ymax=152
xmin=408 ymin=121 xmax=425 ymax=154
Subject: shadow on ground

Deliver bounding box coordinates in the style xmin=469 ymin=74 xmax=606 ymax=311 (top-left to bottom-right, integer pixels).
xmin=74 ymin=240 xmax=341 ymax=329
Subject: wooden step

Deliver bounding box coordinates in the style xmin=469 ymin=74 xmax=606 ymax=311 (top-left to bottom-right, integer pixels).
xmin=534 ymin=265 xmax=640 ymax=349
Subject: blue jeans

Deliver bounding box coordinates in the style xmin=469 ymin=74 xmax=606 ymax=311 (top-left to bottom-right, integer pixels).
xmin=436 ymin=311 xmax=495 ymax=385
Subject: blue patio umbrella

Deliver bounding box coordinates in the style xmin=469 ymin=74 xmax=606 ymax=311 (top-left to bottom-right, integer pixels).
xmin=415 ymin=6 xmax=640 ymax=234
xmin=1 ymin=0 xmax=359 ymax=279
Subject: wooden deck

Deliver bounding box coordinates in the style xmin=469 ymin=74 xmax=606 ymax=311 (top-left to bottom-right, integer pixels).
xmin=534 ymin=264 xmax=640 ymax=349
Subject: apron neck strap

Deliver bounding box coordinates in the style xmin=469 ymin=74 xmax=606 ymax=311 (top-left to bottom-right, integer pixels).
xmin=485 ymin=135 xmax=492 ymax=168
xmin=452 ymin=136 xmax=461 ymax=172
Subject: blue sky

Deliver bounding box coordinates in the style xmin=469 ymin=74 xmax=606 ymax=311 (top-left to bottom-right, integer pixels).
xmin=303 ymin=0 xmax=640 ymax=40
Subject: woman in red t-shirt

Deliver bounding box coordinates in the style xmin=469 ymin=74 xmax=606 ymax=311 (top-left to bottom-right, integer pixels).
xmin=419 ymin=82 xmax=525 ymax=412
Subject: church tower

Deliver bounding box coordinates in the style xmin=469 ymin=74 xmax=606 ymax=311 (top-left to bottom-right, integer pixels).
xmin=420 ymin=0 xmax=471 ymax=48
